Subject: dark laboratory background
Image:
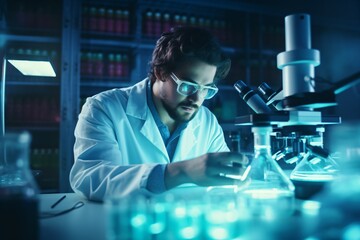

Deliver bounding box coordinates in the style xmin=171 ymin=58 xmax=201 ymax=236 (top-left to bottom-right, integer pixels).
xmin=0 ymin=0 xmax=359 ymax=193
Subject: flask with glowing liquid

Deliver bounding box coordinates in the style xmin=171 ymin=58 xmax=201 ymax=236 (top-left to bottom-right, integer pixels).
xmin=237 ymin=126 xmax=295 ymax=216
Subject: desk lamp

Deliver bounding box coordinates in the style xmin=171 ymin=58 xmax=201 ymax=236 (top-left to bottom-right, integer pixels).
xmin=0 ymin=52 xmax=57 ymax=135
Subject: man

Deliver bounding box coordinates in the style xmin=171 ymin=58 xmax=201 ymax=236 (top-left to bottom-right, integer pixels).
xmin=69 ymin=27 xmax=247 ymax=201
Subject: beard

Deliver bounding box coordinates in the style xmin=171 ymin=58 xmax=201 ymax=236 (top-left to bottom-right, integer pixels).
xmin=161 ymin=99 xmax=199 ymax=123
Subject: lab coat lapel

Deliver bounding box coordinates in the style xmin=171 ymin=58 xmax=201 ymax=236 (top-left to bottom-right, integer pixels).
xmin=140 ymin=117 xmax=168 ymax=158
xmin=174 ymin=117 xmax=200 ymax=161
xmin=126 ymin=79 xmax=169 ymax=160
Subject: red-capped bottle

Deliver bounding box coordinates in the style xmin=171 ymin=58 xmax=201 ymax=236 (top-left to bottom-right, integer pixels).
xmin=115 ymin=53 xmax=123 ymax=77
xmin=25 ymin=3 xmax=35 ymax=28
xmin=106 ymin=8 xmax=114 ymax=33
xmin=89 ymin=7 xmax=98 ymax=32
xmin=123 ymin=10 xmax=129 ymax=35
xmin=145 ymin=11 xmax=154 ymax=37
xmin=98 ymin=7 xmax=106 ymax=32
xmin=180 ymin=15 xmax=187 ymax=27
xmin=107 ymin=53 xmax=115 ymax=77
xmin=162 ymin=13 xmax=171 ymax=33
xmin=82 ymin=6 xmax=89 ymax=31
xmin=50 ymin=97 xmax=60 ymax=123
xmin=32 ymin=97 xmax=40 ymax=125
xmin=219 ymin=20 xmax=227 ymax=43
xmin=154 ymin=12 xmax=162 ymax=37
xmin=94 ymin=53 xmax=104 ymax=77
xmin=15 ymin=4 xmax=26 ymax=28
xmin=24 ymin=96 xmax=33 ymax=124
xmin=198 ymin=17 xmax=205 ymax=28
xmin=39 ymin=97 xmax=49 ymax=123
xmin=115 ymin=9 xmax=123 ymax=34
xmin=36 ymin=6 xmax=44 ymax=29
xmin=204 ymin=18 xmax=211 ymax=30
xmin=86 ymin=52 xmax=94 ymax=75
xmin=14 ymin=97 xmax=23 ymax=124
xmin=189 ymin=16 xmax=196 ymax=27
xmin=173 ymin=14 xmax=181 ymax=28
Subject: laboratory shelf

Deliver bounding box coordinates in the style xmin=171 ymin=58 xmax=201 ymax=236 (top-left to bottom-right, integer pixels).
xmin=6 ymin=80 xmax=60 ymax=87
xmin=0 ymin=33 xmax=60 ymax=43
xmin=81 ymin=37 xmax=137 ymax=48
xmin=80 ymin=79 xmax=131 ymax=88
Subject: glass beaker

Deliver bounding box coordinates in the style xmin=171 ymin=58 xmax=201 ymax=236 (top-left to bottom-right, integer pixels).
xmin=0 ymin=131 xmax=39 ymax=240
xmin=237 ymin=126 xmax=295 ymax=217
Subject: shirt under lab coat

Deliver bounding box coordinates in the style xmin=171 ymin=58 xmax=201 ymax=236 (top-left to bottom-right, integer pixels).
xmin=69 ymin=78 xmax=230 ymax=201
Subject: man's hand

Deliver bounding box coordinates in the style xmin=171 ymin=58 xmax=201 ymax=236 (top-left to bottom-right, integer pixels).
xmin=164 ymin=152 xmax=249 ymax=190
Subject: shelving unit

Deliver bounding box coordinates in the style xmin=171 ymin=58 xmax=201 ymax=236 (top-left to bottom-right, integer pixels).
xmin=2 ymin=0 xmax=357 ymax=193
xmin=1 ymin=0 xmax=63 ymax=192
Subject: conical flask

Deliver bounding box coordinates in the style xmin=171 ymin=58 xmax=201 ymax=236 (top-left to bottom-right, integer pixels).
xmin=290 ymin=134 xmax=340 ymax=199
xmin=237 ymin=126 xmax=295 ymax=216
xmin=0 ymin=132 xmax=39 ymax=240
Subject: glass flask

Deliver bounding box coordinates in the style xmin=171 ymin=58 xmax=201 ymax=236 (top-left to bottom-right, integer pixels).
xmin=290 ymin=128 xmax=340 ymax=199
xmin=237 ymin=126 xmax=295 ymax=216
xmin=0 ymin=132 xmax=39 ymax=240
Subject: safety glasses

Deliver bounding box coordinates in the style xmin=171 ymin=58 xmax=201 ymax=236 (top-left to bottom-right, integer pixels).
xmin=170 ymin=72 xmax=218 ymax=99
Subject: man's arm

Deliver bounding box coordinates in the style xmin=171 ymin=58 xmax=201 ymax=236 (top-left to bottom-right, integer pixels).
xmin=165 ymin=152 xmax=249 ymax=189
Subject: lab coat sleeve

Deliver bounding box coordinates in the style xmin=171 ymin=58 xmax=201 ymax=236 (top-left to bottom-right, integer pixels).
xmin=69 ymin=97 xmax=157 ymax=201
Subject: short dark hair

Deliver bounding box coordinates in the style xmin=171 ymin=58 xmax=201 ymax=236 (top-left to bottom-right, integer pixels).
xmin=149 ymin=26 xmax=231 ymax=83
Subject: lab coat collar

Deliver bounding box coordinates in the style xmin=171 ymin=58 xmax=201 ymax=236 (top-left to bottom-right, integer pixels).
xmin=126 ymin=79 xmax=149 ymax=120
xmin=125 ymin=78 xmax=201 ymax=162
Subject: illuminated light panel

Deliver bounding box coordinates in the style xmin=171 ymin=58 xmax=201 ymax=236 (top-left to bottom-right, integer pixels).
xmin=8 ymin=60 xmax=56 ymax=77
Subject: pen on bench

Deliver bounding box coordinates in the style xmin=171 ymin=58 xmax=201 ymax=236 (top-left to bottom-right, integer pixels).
xmin=51 ymin=195 xmax=66 ymax=209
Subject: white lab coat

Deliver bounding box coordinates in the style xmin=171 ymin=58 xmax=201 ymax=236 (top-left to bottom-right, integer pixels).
xmin=69 ymin=79 xmax=229 ymax=201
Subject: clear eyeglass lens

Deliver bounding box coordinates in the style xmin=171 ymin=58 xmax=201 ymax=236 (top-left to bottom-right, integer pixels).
xmin=206 ymin=89 xmax=217 ymax=99
xmin=179 ymin=82 xmax=218 ymax=99
xmin=179 ymin=82 xmax=197 ymax=95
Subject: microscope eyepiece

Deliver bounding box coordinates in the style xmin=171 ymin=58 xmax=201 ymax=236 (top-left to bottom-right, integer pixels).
xmin=234 ymin=80 xmax=272 ymax=114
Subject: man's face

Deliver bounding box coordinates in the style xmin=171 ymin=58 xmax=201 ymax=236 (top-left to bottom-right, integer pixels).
xmin=157 ymin=59 xmax=217 ymax=124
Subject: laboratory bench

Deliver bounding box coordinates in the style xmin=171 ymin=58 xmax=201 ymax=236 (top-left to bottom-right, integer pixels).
xmin=37 ymin=186 xmax=354 ymax=240
xmin=40 ymin=193 xmax=105 ymax=240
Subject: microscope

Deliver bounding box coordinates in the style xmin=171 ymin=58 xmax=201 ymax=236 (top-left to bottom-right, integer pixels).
xmin=234 ymin=13 xmax=360 ymax=199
